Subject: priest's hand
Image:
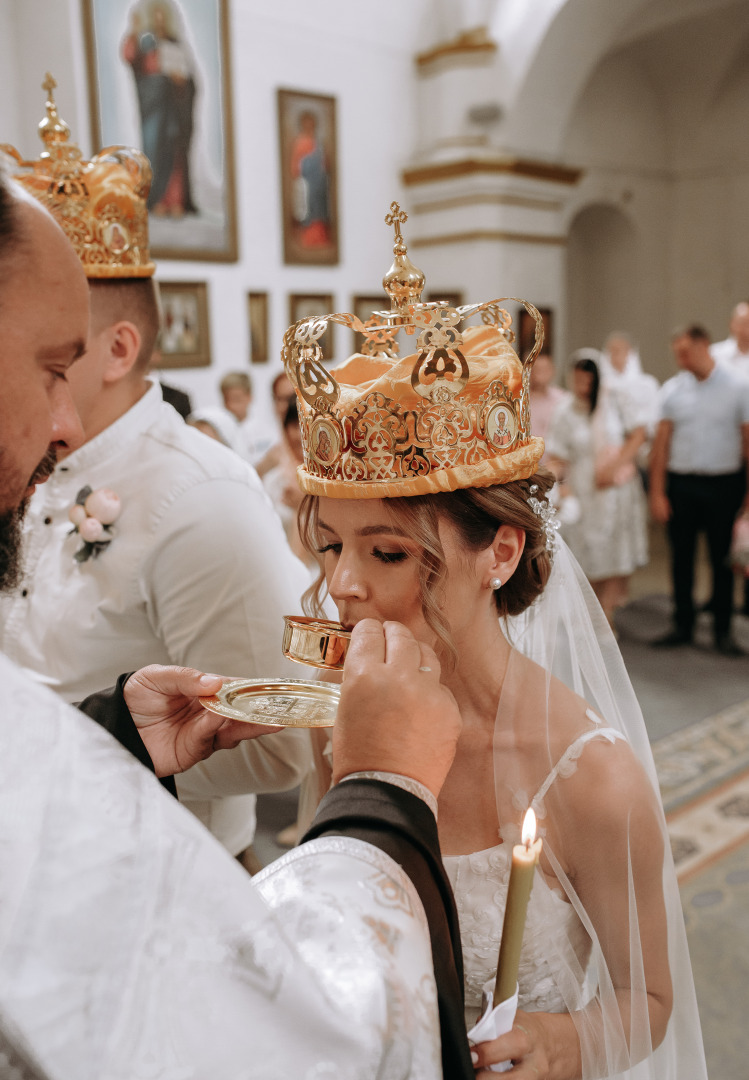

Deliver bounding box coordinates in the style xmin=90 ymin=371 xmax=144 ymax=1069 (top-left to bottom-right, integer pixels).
xmin=124 ymin=665 xmax=282 ymax=777
xmin=332 ymin=620 xmax=462 ymax=799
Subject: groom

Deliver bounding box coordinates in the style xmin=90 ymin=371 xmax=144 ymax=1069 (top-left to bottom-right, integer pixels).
xmin=0 ymin=177 xmax=473 ymax=1078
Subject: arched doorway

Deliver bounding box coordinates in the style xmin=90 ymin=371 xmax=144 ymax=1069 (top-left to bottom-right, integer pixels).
xmin=565 ymin=203 xmax=638 ymax=357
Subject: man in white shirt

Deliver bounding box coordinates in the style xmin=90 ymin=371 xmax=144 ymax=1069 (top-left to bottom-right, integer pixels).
xmin=0 ymin=88 xmax=311 ymax=860
xmin=711 ymin=301 xmax=749 ymax=379
xmin=649 ymin=325 xmax=749 ymax=654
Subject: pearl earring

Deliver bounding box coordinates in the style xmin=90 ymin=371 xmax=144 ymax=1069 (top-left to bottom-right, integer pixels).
xmin=489 ymin=576 xmax=502 ymax=590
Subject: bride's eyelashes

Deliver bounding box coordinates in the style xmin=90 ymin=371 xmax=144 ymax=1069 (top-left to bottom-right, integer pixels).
xmin=316 ymin=542 xmax=341 ymax=555
xmin=372 ymin=548 xmax=408 ymax=564
xmin=316 ymin=542 xmax=409 ymax=565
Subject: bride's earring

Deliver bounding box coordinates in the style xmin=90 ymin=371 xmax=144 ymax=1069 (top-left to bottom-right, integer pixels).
xmin=489 ymin=577 xmax=502 ymax=590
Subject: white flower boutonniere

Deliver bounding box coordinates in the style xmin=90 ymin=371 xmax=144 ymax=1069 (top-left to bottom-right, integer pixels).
xmin=68 ymin=486 xmax=121 ymax=563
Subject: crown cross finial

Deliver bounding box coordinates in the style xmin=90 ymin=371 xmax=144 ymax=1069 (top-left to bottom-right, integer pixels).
xmin=385 ymin=201 xmax=408 ymax=249
xmin=42 ymin=73 xmax=57 ymax=101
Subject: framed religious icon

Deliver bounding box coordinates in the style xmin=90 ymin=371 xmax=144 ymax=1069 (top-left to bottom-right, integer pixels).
xmin=156 ymin=281 xmax=211 ymax=367
xmin=82 ymin=0 xmax=238 ymax=262
xmin=247 ymin=292 xmax=269 ymax=364
xmin=278 ymin=89 xmax=339 ymax=266
xmin=518 ymin=305 xmax=553 ymax=361
xmin=289 ymin=293 xmax=335 ymax=362
xmin=426 ymin=290 xmax=464 ymax=309
xmin=351 ymin=294 xmax=388 ymax=353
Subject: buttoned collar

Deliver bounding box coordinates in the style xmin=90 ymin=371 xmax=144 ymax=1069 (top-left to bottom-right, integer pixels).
xmin=56 ymin=379 xmax=163 ymax=477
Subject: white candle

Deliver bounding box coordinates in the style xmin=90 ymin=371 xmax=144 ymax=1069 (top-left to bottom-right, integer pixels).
xmin=494 ymin=808 xmax=543 ymax=1007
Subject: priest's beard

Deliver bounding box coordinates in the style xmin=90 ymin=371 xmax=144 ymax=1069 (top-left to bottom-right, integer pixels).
xmin=0 ymin=505 xmax=24 ymax=592
xmin=0 ymin=446 xmax=57 ymax=592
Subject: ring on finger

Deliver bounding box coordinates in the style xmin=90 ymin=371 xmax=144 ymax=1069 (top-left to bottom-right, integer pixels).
xmin=418 ymin=665 xmax=432 ymax=672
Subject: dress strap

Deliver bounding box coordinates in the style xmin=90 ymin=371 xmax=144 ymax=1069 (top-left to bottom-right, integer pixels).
xmin=532 ymin=710 xmax=627 ymax=810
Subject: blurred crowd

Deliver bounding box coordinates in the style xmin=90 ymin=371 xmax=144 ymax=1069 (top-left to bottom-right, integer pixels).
xmin=530 ymin=303 xmax=749 ymax=653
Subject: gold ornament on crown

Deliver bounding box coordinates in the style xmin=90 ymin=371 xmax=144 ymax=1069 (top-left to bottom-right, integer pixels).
xmin=282 ymin=201 xmax=546 ymax=499
xmin=0 ymin=74 xmax=155 ymax=279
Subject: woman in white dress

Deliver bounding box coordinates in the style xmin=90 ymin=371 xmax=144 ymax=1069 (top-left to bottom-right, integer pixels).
xmin=546 ymin=351 xmax=648 ymax=626
xmin=280 ymin=244 xmax=705 ymax=1077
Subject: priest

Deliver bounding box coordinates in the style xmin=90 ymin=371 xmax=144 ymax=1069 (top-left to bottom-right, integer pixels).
xmin=0 ymin=175 xmax=472 ymax=1077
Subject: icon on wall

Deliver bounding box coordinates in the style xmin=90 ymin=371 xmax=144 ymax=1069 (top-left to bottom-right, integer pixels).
xmin=278 ymin=89 xmax=339 ymax=266
xmin=83 ymin=0 xmax=238 ymax=262
xmin=156 ymin=281 xmax=211 ymax=367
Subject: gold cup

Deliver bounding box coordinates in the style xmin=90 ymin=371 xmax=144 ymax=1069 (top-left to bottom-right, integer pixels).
xmin=282 ymin=615 xmax=351 ymax=670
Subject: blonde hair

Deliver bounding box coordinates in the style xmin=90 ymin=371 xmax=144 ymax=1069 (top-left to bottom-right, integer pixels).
xmin=299 ymin=469 xmax=555 ymax=662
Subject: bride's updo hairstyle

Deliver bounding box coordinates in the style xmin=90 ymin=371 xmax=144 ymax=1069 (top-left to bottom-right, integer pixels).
xmin=299 ymin=467 xmax=554 ymax=660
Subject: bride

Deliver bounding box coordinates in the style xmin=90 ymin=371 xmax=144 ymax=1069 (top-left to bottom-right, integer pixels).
xmin=281 ymin=279 xmax=707 ymax=1078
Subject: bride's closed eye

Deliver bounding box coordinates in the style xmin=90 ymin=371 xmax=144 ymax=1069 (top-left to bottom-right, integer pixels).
xmin=316 ymin=542 xmax=342 ymax=555
xmin=372 ymin=548 xmax=408 ymax=564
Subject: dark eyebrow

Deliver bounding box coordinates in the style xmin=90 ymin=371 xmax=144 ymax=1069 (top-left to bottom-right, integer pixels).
xmin=37 ymin=339 xmax=87 ymax=362
xmin=317 ymin=519 xmax=410 ymax=539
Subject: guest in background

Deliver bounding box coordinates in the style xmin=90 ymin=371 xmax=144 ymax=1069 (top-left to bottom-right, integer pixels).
xmin=188 ymin=405 xmax=248 ymax=456
xmin=255 ymin=371 xmax=298 ymax=478
xmin=600 ymin=331 xmax=660 ymax=478
xmin=217 ymin=370 xmax=259 ymax=461
xmin=650 ymin=325 xmax=749 ymax=654
xmin=262 ymin=402 xmax=313 ymax=568
xmin=528 ymin=352 xmax=569 ymax=458
xmin=711 ymin=301 xmax=749 ymax=379
xmin=546 ymin=350 xmax=648 ymax=627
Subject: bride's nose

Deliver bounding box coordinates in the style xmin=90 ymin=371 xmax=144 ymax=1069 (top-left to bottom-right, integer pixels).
xmin=328 ymin=551 xmax=368 ymax=602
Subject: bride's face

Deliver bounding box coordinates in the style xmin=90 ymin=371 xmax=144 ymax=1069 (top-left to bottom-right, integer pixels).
xmin=315 ymin=496 xmax=485 ymax=647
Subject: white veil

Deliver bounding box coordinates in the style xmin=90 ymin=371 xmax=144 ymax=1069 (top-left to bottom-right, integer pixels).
xmin=497 ymin=537 xmax=707 ymax=1080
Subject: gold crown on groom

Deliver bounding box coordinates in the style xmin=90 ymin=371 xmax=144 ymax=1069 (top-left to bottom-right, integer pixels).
xmin=1 ymin=74 xmax=155 ymax=279
xmin=283 ymin=201 xmax=545 ymax=499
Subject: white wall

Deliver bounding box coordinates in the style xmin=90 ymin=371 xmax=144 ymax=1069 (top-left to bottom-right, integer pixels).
xmin=0 ymin=0 xmax=433 ymax=428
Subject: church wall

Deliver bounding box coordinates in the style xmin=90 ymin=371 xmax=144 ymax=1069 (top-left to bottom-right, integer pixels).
xmin=0 ymin=0 xmax=432 ymax=429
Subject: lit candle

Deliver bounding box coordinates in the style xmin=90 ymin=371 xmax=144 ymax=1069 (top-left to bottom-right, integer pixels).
xmin=494 ymin=807 xmax=543 ymax=1007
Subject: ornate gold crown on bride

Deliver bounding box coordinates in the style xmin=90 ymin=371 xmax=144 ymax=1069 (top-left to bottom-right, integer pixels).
xmin=283 ymin=202 xmax=545 ymax=499
xmin=1 ymin=74 xmax=155 ymax=279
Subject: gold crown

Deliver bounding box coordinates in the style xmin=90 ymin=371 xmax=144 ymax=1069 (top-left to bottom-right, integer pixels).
xmin=282 ymin=201 xmax=545 ymax=499
xmin=1 ymin=74 xmax=155 ymax=279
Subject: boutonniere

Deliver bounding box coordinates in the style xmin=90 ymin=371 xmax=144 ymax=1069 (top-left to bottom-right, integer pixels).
xmin=68 ymin=486 xmax=122 ymax=563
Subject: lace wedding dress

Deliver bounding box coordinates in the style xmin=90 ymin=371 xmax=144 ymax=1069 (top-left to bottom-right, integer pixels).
xmin=444 ymin=712 xmax=626 ymax=1026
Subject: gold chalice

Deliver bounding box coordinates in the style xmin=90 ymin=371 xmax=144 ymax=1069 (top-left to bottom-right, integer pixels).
xmin=282 ymin=615 xmax=351 ymax=670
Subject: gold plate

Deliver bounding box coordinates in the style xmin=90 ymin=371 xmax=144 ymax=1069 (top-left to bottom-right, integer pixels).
xmin=200 ymin=678 xmax=340 ymax=728
xmin=282 ymin=615 xmax=351 ymax=670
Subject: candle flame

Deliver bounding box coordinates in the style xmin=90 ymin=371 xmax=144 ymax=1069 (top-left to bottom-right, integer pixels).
xmin=522 ymin=807 xmax=537 ymax=847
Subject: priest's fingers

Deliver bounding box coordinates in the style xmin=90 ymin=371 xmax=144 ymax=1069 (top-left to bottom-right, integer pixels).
xmin=343 ymin=618 xmax=386 ymax=675
xmin=125 ymin=665 xmax=224 ymax=721
xmin=381 ymin=620 xmax=422 ymax=671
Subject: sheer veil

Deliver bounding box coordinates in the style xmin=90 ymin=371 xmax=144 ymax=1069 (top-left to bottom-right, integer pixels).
xmin=497 ymin=537 xmax=707 ymax=1079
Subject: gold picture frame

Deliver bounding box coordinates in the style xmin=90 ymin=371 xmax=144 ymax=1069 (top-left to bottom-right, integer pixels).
xmin=156 ymin=281 xmax=211 ymax=367
xmin=248 ymin=292 xmax=269 ymax=364
xmin=278 ymin=89 xmax=339 ymax=266
xmin=82 ymin=0 xmax=238 ymax=262
xmin=289 ymin=293 xmax=335 ymax=362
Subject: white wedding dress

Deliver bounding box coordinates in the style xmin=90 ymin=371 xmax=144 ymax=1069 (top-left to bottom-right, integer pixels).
xmin=444 ymin=712 xmax=624 ymax=1026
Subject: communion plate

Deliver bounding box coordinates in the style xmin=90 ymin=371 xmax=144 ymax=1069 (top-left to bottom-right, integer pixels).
xmin=200 ymin=678 xmax=340 ymax=727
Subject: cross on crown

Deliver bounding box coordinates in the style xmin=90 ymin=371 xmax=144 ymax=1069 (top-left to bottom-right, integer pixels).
xmin=385 ymin=201 xmax=408 ymax=247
